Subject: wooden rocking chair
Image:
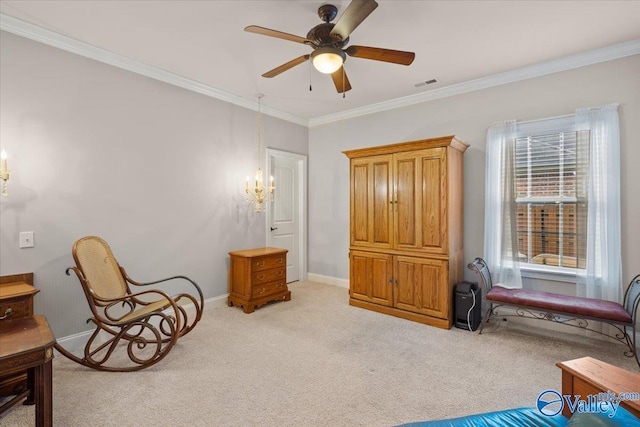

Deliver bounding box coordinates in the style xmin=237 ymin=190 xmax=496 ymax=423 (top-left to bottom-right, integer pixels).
xmin=54 ymin=236 xmax=204 ymax=371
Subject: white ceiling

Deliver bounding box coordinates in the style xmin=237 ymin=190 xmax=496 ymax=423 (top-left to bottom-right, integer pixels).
xmin=1 ymin=1 xmax=640 ymax=125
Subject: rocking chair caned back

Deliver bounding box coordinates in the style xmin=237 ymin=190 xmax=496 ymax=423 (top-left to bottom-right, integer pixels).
xmin=55 ymin=235 xmax=204 ymax=372
xmin=73 ymin=236 xmax=128 ymax=305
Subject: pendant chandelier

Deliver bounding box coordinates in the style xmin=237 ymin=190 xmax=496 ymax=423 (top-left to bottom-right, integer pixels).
xmin=245 ymin=94 xmax=274 ymax=212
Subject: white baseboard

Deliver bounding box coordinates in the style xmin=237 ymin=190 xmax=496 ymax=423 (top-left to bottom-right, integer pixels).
xmin=55 ymin=329 xmax=96 ymax=354
xmin=55 ymin=293 xmax=229 ymax=354
xmin=204 ymin=293 xmax=230 ymax=308
xmin=307 ymin=273 xmax=349 ymax=289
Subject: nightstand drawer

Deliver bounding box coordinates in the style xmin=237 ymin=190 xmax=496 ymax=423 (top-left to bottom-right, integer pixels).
xmin=252 ymin=280 xmax=287 ymax=298
xmin=0 ymin=300 xmax=29 ymax=321
xmin=252 ymin=255 xmax=286 ymax=272
xmin=251 ymin=268 xmax=285 ymax=285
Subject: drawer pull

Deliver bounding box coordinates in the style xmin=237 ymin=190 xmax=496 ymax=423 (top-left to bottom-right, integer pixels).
xmin=0 ymin=307 xmax=13 ymax=320
xmin=277 ymin=283 xmax=284 ymax=289
xmin=277 ymin=271 xmax=283 ymax=276
xmin=256 ymin=288 xmax=266 ymax=295
xmin=256 ymin=261 xmax=265 ymax=267
xmin=277 ymin=258 xmax=284 ymax=264
xmin=257 ymin=275 xmax=265 ymax=280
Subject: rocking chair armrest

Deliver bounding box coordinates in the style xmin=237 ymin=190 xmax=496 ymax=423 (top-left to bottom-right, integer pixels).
xmin=97 ymin=288 xmax=175 ymax=307
xmin=120 ymin=268 xmax=204 ymax=310
xmin=98 ymin=288 xmax=180 ymax=324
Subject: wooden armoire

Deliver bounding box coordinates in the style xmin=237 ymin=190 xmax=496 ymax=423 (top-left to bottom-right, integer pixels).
xmin=343 ymin=135 xmax=469 ymax=329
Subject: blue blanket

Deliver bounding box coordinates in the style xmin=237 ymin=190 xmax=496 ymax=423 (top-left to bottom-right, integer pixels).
xmin=397 ymin=406 xmax=640 ymax=427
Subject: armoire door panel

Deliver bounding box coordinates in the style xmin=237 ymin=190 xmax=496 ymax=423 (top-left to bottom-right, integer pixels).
xmin=394 ymin=258 xmax=417 ymax=310
xmin=416 ymin=260 xmax=448 ymax=318
xmin=372 ymin=161 xmax=392 ymax=245
xmin=395 ymin=156 xmax=419 ymax=249
xmin=370 ymin=255 xmax=392 ymax=305
xmin=351 ymin=155 xmax=393 ymax=249
xmin=421 ymin=149 xmax=447 ymax=254
xmin=394 ymin=256 xmax=448 ymax=318
xmin=351 ymin=162 xmax=370 ymax=245
xmin=350 ymin=252 xmax=370 ymax=300
xmin=349 ymin=251 xmax=392 ymax=306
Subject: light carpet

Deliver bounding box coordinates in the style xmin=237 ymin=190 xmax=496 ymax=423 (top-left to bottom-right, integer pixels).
xmin=1 ymin=281 xmax=637 ymax=426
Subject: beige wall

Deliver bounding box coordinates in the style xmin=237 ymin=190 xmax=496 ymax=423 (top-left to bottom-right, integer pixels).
xmin=0 ymin=31 xmax=308 ymax=337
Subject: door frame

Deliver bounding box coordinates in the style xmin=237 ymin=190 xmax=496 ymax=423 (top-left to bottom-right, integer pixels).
xmin=266 ymin=148 xmax=308 ymax=282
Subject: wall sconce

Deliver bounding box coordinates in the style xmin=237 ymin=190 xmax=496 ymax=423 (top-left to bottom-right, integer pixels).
xmin=245 ymin=94 xmax=275 ymax=212
xmin=0 ymin=150 xmax=9 ymax=197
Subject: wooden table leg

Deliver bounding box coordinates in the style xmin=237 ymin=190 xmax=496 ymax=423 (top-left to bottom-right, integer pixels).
xmin=560 ymin=369 xmax=573 ymax=419
xmin=23 ymin=365 xmax=36 ymax=405
xmin=34 ymin=358 xmax=53 ymax=427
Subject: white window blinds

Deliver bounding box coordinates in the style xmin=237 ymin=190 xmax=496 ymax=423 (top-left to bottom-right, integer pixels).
xmin=513 ymin=129 xmax=589 ymax=269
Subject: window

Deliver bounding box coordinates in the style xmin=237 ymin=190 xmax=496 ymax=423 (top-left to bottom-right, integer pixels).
xmin=514 ymin=130 xmax=589 ymax=271
xmin=485 ymin=105 xmax=621 ymax=302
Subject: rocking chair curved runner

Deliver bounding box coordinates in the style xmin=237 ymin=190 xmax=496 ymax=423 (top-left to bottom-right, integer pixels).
xmin=54 ymin=236 xmax=204 ymax=371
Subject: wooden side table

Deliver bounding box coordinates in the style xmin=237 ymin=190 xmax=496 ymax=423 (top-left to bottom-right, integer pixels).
xmin=557 ymin=357 xmax=640 ymax=418
xmin=228 ymin=247 xmax=290 ymax=313
xmin=0 ymin=315 xmax=55 ymax=427
xmin=0 ymin=274 xmax=39 ymax=397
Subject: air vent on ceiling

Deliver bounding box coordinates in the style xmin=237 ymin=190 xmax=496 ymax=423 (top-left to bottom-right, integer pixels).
xmin=415 ymin=79 xmax=437 ymax=88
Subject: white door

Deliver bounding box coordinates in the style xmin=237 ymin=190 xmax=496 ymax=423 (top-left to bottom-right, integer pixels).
xmin=267 ymin=149 xmax=306 ymax=283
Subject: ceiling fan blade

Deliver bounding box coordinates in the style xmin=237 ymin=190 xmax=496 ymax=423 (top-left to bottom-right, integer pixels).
xmin=262 ymin=55 xmax=310 ymax=78
xmin=330 ymin=0 xmax=378 ymax=41
xmin=345 ymin=45 xmax=415 ymax=65
xmin=331 ymin=66 xmax=352 ymax=93
xmin=245 ymin=25 xmax=312 ymax=45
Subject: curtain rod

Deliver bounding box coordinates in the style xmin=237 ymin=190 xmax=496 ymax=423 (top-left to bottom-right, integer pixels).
xmin=499 ymin=103 xmax=619 ymax=127
xmin=488 ymin=114 xmax=572 ymax=128
xmin=488 ymin=103 xmax=620 ymax=129
xmin=517 ymin=113 xmax=574 ymax=125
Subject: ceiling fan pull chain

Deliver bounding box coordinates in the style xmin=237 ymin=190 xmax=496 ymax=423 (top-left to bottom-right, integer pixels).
xmin=309 ymin=60 xmax=313 ymax=91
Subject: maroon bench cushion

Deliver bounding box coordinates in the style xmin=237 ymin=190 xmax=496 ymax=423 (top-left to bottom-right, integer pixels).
xmin=487 ymin=286 xmax=632 ymax=324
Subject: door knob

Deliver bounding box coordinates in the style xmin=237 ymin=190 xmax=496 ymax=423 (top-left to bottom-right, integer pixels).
xmin=270 ymin=227 xmax=278 ymax=231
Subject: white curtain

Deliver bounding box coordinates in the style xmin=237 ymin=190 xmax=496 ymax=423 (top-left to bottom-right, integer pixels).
xmin=575 ymin=104 xmax=622 ymax=303
xmin=484 ymin=120 xmax=523 ymax=289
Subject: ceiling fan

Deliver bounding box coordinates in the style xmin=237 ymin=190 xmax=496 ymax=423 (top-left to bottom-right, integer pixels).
xmin=245 ymin=0 xmax=415 ymax=94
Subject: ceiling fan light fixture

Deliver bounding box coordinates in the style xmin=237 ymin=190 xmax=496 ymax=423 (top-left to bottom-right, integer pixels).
xmin=311 ymin=47 xmax=346 ymax=74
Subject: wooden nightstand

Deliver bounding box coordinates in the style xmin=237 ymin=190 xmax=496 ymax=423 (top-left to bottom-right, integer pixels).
xmin=228 ymin=247 xmax=290 ymax=313
xmin=557 ymin=357 xmax=640 ymax=419
xmin=0 ymin=273 xmax=38 ymax=397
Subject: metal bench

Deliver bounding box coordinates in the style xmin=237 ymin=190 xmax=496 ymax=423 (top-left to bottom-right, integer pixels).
xmin=468 ymin=257 xmax=640 ymax=367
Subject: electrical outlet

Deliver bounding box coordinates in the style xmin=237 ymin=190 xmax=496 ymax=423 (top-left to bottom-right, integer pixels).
xmin=19 ymin=231 xmax=34 ymax=248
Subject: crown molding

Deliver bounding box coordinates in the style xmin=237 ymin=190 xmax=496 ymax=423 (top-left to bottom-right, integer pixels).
xmin=309 ymin=39 xmax=640 ymax=127
xmin=0 ymin=13 xmax=308 ymax=127
xmin=2 ymin=13 xmax=638 ymax=129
